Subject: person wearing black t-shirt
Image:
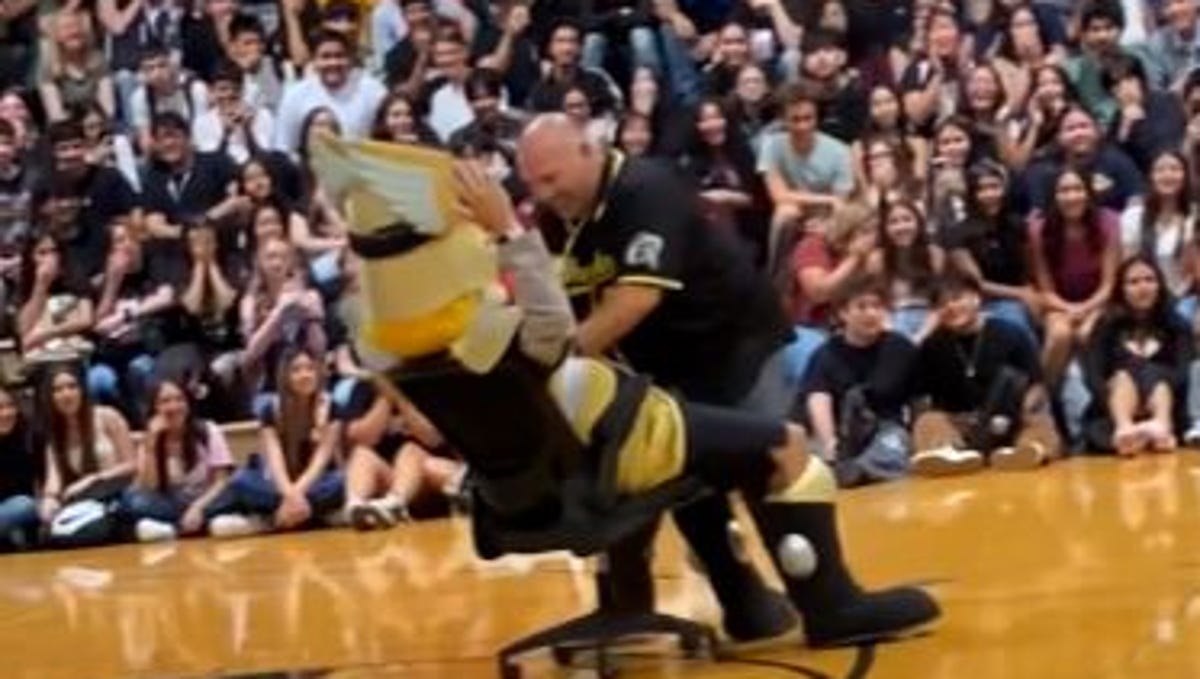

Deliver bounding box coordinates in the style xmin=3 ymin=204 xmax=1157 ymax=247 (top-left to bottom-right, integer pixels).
xmin=39 ymin=120 xmax=139 ymax=284
xmin=90 ymin=221 xmax=181 ymax=425
xmin=797 ymin=30 xmax=868 ymax=144
xmin=944 ymin=161 xmax=1040 ymax=345
xmin=801 ymin=277 xmax=914 ymax=487
xmin=911 ymin=271 xmax=1061 ymax=476
xmin=525 ymin=20 xmax=619 ymax=115
xmin=141 ymin=112 xmax=242 ymax=240
xmin=479 ymin=113 xmax=798 ymax=642
xmin=339 ymin=379 xmax=465 ymax=529
xmin=174 ymin=221 xmax=245 ymax=420
xmin=0 ymin=385 xmax=42 ymax=550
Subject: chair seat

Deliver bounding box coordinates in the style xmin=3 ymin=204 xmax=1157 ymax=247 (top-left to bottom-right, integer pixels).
xmin=472 ymin=476 xmax=709 ymax=559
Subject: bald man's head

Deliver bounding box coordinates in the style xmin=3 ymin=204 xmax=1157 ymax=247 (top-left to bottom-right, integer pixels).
xmin=517 ymin=114 xmax=604 ymax=220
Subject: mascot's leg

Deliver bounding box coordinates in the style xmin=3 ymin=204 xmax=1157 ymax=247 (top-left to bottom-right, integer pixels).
xmin=685 ymin=404 xmax=941 ymax=647
xmin=672 ymin=494 xmax=797 ymax=641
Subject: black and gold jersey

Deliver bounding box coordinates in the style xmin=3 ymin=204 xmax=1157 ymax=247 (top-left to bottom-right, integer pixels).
xmin=539 ymin=152 xmax=793 ymax=405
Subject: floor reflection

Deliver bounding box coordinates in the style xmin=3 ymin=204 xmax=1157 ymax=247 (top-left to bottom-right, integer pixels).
xmin=0 ymin=459 xmax=1199 ymax=678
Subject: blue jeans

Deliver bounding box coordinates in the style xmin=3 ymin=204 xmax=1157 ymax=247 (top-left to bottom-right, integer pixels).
xmin=0 ymin=495 xmax=38 ymax=543
xmin=984 ymin=299 xmax=1040 ymax=351
xmin=780 ymin=326 xmax=828 ymax=393
xmin=1176 ymin=295 xmax=1197 ymax=326
xmin=892 ymin=305 xmax=932 ymax=344
xmin=583 ymin=26 xmax=663 ymax=77
xmin=658 ymin=24 xmax=701 ymax=108
xmin=209 ymin=455 xmax=345 ymax=519
xmin=121 ymin=488 xmax=186 ymax=523
xmin=88 ymin=354 xmax=156 ymax=415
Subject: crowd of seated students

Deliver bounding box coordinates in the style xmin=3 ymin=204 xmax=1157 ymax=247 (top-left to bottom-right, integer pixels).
xmin=4 ymin=0 xmax=1200 ymax=550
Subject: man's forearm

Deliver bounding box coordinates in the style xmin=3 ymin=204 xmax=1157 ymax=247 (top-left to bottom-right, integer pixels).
xmin=574 ymin=285 xmax=663 ymax=357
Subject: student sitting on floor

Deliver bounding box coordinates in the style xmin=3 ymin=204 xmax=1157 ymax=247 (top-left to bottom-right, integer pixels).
xmin=207 ymin=347 xmax=345 ymax=537
xmin=799 ymin=276 xmax=916 ymax=487
xmin=340 ymin=378 xmax=466 ymax=530
xmin=121 ymin=378 xmax=235 ymax=542
xmin=38 ymin=363 xmax=137 ymax=548
xmin=910 ymin=271 xmax=1062 ymax=476
xmin=1082 ymin=256 xmax=1192 ymax=455
xmin=0 ymin=385 xmax=43 ymax=550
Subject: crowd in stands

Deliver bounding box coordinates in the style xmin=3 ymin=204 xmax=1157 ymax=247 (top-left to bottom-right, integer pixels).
xmin=0 ymin=0 xmax=1199 ymax=550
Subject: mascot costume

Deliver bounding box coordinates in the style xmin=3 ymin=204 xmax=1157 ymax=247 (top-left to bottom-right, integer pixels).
xmin=314 ymin=135 xmax=940 ymax=651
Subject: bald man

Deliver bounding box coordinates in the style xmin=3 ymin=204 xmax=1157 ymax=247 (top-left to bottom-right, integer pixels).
xmin=469 ymin=113 xmax=801 ymax=642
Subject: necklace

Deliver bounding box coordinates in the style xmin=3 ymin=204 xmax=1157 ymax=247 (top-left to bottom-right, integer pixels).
xmin=954 ymin=329 xmax=986 ymax=380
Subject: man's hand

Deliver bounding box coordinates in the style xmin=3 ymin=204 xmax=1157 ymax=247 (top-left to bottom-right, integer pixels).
xmin=454 ymin=160 xmax=519 ymax=238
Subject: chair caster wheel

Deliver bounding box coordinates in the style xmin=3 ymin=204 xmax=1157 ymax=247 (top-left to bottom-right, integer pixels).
xmin=551 ymin=645 xmax=575 ymax=666
xmin=679 ymin=634 xmax=703 ymax=659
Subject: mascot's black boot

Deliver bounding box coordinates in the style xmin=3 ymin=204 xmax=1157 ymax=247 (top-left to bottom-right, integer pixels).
xmin=748 ymin=460 xmax=940 ymax=647
xmin=674 ymin=494 xmax=797 ymax=642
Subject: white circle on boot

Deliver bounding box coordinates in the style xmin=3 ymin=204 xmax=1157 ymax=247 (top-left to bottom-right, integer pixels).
xmin=778 ymin=533 xmax=818 ymax=578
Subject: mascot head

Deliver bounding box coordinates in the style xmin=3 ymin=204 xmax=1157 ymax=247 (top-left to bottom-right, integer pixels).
xmin=313 ymin=134 xmax=521 ymax=372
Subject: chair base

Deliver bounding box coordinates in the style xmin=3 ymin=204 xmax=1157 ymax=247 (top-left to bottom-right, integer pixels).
xmin=498 ymin=607 xmax=717 ymax=679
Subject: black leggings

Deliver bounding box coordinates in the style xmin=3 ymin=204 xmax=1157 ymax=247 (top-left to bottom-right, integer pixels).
xmin=682 ymin=402 xmax=786 ymax=499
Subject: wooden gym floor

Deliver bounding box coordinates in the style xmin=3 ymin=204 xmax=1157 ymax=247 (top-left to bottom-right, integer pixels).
xmin=4 ymin=456 xmax=1200 ymax=679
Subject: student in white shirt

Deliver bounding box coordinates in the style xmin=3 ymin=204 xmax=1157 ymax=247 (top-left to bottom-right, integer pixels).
xmin=193 ymin=61 xmax=275 ymax=164
xmin=274 ymin=30 xmax=386 ymax=154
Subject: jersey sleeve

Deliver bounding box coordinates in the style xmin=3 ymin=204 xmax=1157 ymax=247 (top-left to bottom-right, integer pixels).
xmin=608 ymin=168 xmax=689 ymax=291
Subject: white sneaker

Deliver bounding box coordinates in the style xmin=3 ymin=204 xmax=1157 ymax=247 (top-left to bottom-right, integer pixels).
xmin=990 ymin=442 xmax=1048 ymax=472
xmin=135 ymin=518 xmax=178 ymax=543
xmin=1183 ymin=423 xmax=1200 ymax=447
xmin=911 ymin=446 xmax=985 ymax=477
xmin=348 ymin=497 xmax=408 ymax=531
xmin=208 ymin=514 xmax=269 ymax=538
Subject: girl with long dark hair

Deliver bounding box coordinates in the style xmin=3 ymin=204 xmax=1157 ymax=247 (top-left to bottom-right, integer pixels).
xmin=17 ymin=232 xmax=94 ymax=364
xmin=855 ymin=134 xmax=924 ymax=208
xmin=959 ymin=61 xmax=1009 ymax=161
xmin=991 ymin=2 xmax=1067 ymax=108
xmin=207 ymin=347 xmax=344 ymax=537
xmin=121 ymin=378 xmax=235 ymax=541
xmin=39 ymin=363 xmax=136 ymax=547
xmin=927 ymin=115 xmax=976 ymax=236
xmin=1028 ymin=167 xmax=1120 ymax=385
xmin=851 ymin=84 xmax=928 ymax=189
xmin=999 ymin=64 xmax=1077 ymax=170
xmin=680 ymin=97 xmax=770 ymax=260
xmin=726 ymin=63 xmax=778 ymax=153
xmin=866 ymin=200 xmax=945 ymax=342
xmin=946 ymin=161 xmax=1039 ymax=343
xmin=1118 ymin=150 xmax=1196 ymax=306
xmin=370 ymin=92 xmax=440 ymax=147
xmin=1082 ymin=256 xmax=1192 ymax=455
